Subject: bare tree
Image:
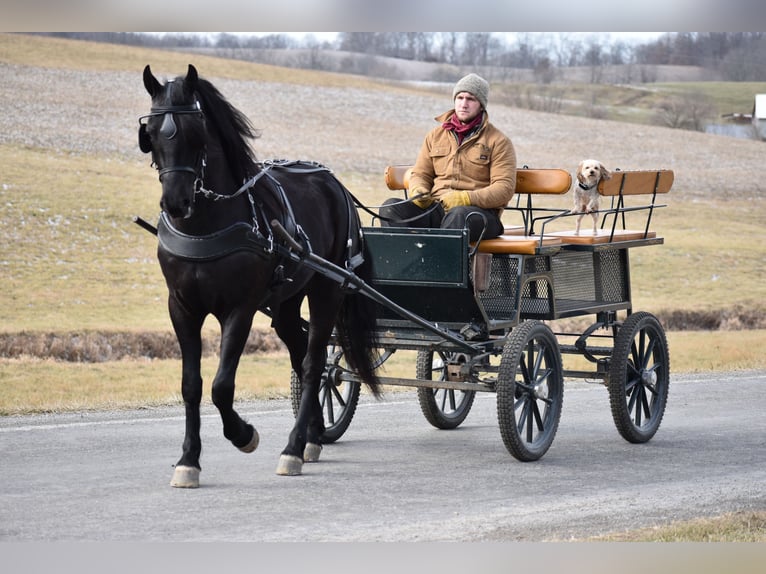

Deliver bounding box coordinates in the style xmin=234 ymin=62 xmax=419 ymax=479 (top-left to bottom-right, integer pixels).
xmin=463 ymin=33 xmax=492 ymax=66
xmin=338 ymin=33 xmax=373 ymax=54
xmin=552 ymin=33 xmax=583 ymax=67
xmin=584 ymin=37 xmax=606 ymax=83
xmin=436 ymin=32 xmax=461 ymax=65
xmin=653 ymin=92 xmax=716 ymax=131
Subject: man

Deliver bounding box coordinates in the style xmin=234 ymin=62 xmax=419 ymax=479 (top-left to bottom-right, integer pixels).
xmin=380 ymin=73 xmax=516 ymax=241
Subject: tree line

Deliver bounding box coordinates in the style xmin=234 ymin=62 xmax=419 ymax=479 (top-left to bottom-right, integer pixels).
xmin=31 ymin=32 xmax=766 ymax=82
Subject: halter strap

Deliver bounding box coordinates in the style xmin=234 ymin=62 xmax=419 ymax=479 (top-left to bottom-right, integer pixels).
xmin=139 ymin=102 xmax=202 ymax=122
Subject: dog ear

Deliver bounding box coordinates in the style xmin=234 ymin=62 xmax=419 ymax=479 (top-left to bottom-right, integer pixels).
xmin=138 ymin=123 xmax=152 ymax=153
xmin=576 ymin=161 xmax=586 ymax=184
xmin=599 ymin=162 xmax=612 ymax=180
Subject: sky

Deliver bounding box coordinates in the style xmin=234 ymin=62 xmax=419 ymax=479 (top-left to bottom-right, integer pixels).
xmin=250 ymin=32 xmax=667 ymax=44
xmin=2 ymin=1 xmax=764 ymax=32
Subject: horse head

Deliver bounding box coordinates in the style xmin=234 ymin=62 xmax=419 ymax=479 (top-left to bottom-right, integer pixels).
xmin=140 ymin=64 xmax=205 ymax=219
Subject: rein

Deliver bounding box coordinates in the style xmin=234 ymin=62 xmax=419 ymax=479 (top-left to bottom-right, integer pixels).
xmin=345 ymin=191 xmax=442 ymax=224
xmin=195 ymin=159 xmax=329 ymax=202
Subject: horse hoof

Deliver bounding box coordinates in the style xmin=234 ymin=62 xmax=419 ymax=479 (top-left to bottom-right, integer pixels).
xmin=238 ymin=428 xmax=260 ymax=453
xmin=304 ymin=442 xmax=322 ymax=462
xmin=170 ymin=465 xmax=200 ymax=488
xmin=276 ymin=454 xmax=303 ymax=476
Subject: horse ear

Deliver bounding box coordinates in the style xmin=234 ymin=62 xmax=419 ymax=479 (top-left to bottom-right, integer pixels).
xmin=143 ymin=65 xmax=162 ymax=98
xmin=184 ymin=65 xmax=198 ymax=96
xmin=138 ymin=123 xmax=152 ymax=153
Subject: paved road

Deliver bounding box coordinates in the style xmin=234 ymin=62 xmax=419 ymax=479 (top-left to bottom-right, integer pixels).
xmin=1 ymin=371 xmax=764 ymax=541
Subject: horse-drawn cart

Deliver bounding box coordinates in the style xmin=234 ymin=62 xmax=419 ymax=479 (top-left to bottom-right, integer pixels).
xmin=290 ymin=165 xmax=673 ymax=462
xmin=137 ymin=65 xmax=672 ymax=483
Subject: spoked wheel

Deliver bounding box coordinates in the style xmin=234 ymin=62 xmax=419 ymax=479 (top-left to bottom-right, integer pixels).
xmin=290 ymin=346 xmax=361 ymax=444
xmin=497 ymin=321 xmax=563 ymax=461
xmin=608 ymin=311 xmax=670 ymax=443
xmin=415 ymin=350 xmax=477 ymax=429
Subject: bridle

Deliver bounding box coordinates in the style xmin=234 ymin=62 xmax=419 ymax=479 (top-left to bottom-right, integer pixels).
xmin=138 ymin=101 xmax=206 ymax=187
xmin=139 ymin=101 xmax=266 ymax=203
xmin=138 ymin=100 xmax=307 ymax=248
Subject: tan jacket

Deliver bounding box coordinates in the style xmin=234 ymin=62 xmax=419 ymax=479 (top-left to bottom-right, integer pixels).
xmin=408 ymin=110 xmax=516 ymax=214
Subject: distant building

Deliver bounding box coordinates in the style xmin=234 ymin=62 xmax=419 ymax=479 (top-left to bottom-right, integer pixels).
xmin=717 ymin=93 xmax=766 ymax=140
xmin=754 ymin=94 xmax=766 ymax=140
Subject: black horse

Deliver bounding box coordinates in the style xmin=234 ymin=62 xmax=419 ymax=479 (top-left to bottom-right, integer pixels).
xmin=139 ymin=64 xmax=380 ymax=486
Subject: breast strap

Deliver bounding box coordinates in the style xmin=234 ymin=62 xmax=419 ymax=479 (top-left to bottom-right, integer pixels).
xmin=156 ymin=159 xmax=364 ymax=270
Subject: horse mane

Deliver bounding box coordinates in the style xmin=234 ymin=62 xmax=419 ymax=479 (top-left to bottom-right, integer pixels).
xmin=172 ymin=74 xmax=261 ymax=182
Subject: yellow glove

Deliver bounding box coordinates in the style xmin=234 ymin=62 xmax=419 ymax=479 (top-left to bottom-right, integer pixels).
xmin=410 ymin=187 xmax=435 ymax=209
xmin=440 ymin=190 xmax=471 ymax=211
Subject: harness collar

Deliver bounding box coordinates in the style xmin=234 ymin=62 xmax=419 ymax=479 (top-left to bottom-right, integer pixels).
xmin=578 ymin=181 xmax=598 ymax=191
xmin=157 ymin=212 xmax=271 ymax=261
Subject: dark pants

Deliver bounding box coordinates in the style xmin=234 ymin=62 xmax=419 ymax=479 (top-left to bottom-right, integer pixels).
xmin=379 ymin=198 xmax=504 ymax=242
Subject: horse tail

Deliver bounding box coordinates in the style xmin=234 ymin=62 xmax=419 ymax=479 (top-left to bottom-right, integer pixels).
xmin=334 ymin=254 xmax=382 ymax=397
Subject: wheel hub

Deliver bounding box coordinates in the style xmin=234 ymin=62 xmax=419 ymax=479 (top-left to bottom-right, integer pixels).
xmin=641 ymin=369 xmax=657 ymax=387
xmin=324 ymin=365 xmax=342 ymax=386
xmin=533 ymin=381 xmax=549 ymax=400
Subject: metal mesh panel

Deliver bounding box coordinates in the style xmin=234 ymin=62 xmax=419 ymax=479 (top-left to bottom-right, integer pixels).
xmin=476 ymin=255 xmax=519 ymax=320
xmin=521 ymin=278 xmax=553 ymax=317
xmin=551 ymin=250 xmax=629 ymax=314
xmin=525 ymin=256 xmax=551 ymax=274
xmin=598 ymin=250 xmax=627 ymax=302
xmin=552 ymin=252 xmax=596 ymax=301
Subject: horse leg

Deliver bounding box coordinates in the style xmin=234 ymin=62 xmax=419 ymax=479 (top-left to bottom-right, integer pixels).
xmin=168 ymin=305 xmax=205 ymax=488
xmin=272 ymin=296 xmax=324 ymax=469
xmin=211 ymin=309 xmax=259 ymax=454
xmin=276 ymin=289 xmax=340 ymax=475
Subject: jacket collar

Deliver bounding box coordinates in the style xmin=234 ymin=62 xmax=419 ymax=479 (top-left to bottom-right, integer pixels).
xmin=435 ymin=109 xmax=487 ymax=143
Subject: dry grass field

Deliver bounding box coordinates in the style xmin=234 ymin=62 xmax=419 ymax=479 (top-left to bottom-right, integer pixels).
xmin=1 ymin=33 xmax=765 ymax=415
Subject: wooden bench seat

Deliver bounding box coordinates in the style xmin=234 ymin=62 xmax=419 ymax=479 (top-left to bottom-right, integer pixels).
xmin=546 ymin=169 xmax=673 ymax=245
xmin=381 ymin=165 xmax=671 ymax=251
xmin=548 ymin=229 xmax=656 ymax=244
xmin=384 ymin=165 xmax=414 ymax=191
xmin=384 ymin=165 xmax=572 ymax=196
xmin=473 ymin=235 xmax=562 ymax=255
xmin=384 ymin=165 xmax=570 ymax=253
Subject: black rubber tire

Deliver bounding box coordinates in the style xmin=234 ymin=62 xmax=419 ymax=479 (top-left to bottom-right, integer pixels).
xmin=607 ymin=311 xmax=670 ymax=443
xmin=415 ymin=350 xmax=476 ymax=429
xmin=496 ymin=321 xmax=563 ymax=461
xmin=290 ymin=348 xmax=361 ymax=444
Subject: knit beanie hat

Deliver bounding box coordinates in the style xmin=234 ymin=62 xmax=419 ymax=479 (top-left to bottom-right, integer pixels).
xmin=453 ymin=73 xmax=489 ymax=109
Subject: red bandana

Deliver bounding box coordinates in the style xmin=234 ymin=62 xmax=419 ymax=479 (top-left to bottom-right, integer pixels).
xmin=442 ymin=112 xmax=483 ymax=144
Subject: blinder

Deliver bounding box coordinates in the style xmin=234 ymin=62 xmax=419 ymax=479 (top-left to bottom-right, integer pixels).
xmin=160 ymin=112 xmax=178 ymax=139
xmin=137 ymin=101 xmax=202 ymax=154
xmin=138 ymin=123 xmax=152 ymax=153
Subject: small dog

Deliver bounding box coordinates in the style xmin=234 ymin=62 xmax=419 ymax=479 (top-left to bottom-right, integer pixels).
xmin=572 ymin=159 xmax=611 ymax=235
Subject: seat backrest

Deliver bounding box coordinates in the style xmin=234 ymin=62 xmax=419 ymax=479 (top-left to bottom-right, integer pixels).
xmin=515 ymin=168 xmax=571 ymax=195
xmin=384 ymin=165 xmax=414 ymax=190
xmin=384 ymin=165 xmax=572 ymax=195
xmin=599 ymin=169 xmax=674 ymax=196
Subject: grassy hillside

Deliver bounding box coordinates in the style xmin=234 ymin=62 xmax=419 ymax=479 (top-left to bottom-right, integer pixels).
xmin=0 ymin=33 xmax=765 ymax=413
xmin=2 ymin=33 xmax=764 ymax=326
xmin=495 ymin=80 xmax=766 ymax=126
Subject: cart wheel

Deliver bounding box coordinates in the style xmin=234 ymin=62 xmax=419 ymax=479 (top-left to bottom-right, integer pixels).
xmin=415 ymin=350 xmax=476 ymax=429
xmin=290 ymin=346 xmax=361 ymax=444
xmin=497 ymin=321 xmax=563 ymax=461
xmin=608 ymin=311 xmax=670 ymax=443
